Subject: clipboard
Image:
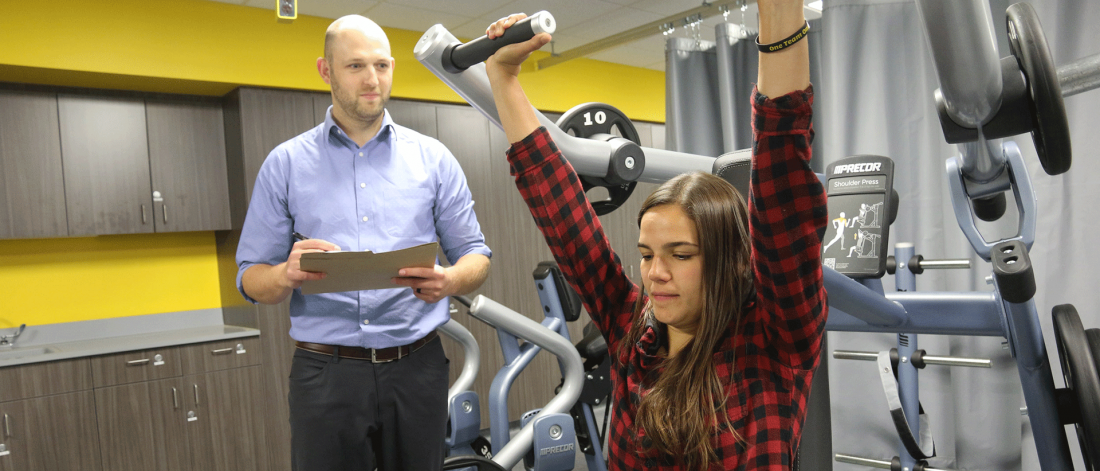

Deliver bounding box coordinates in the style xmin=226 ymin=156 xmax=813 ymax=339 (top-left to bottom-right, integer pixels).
xmin=298 ymin=242 xmax=438 ymax=295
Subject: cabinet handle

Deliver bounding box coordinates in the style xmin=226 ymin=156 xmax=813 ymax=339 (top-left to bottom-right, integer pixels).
xmin=3 ymin=413 xmax=10 ymax=438
xmin=193 ymin=384 xmax=200 ymax=406
xmin=126 ymin=358 xmax=150 ymax=366
xmin=171 ymin=387 xmax=179 ymax=409
xmin=141 ymin=204 xmax=147 ymax=224
xmin=211 ymin=347 xmax=234 ymax=355
xmin=163 ymin=204 xmax=168 ymax=224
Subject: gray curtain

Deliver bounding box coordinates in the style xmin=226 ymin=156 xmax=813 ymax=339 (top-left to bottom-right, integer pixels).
xmin=665 ymin=20 xmax=825 ymax=165
xmin=821 ymin=1 xmax=1100 ymax=470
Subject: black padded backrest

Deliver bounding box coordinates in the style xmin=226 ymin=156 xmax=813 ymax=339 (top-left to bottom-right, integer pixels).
xmin=534 ymin=261 xmax=584 ymax=322
xmin=711 ymin=149 xmax=752 ymax=197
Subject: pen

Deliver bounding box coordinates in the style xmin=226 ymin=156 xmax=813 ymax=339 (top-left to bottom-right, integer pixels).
xmin=292 ymin=232 xmax=309 ymax=241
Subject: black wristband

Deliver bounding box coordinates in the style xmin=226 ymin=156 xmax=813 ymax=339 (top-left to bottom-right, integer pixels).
xmin=756 ymin=21 xmax=810 ymax=53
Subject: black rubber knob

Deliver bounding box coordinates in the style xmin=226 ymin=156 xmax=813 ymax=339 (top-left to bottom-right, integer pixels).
xmin=973 ymin=193 xmax=1008 ymax=222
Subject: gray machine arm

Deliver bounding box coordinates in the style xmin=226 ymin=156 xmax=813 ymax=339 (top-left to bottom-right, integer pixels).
xmin=438 ymin=319 xmax=479 ymax=400
xmin=465 ymin=295 xmax=584 ymax=471
xmin=414 ymin=18 xmax=716 ymax=183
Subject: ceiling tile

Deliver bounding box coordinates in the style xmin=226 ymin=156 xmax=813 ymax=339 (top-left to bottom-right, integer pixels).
xmin=381 ymin=0 xmax=512 ymax=19
xmin=477 ymin=0 xmax=622 ymax=33
xmin=556 ymin=6 xmax=662 ymax=44
xmin=587 ymin=41 xmax=663 ymax=69
xmin=629 ymin=0 xmax=707 ymax=16
xmin=296 ymin=0 xmax=380 ymax=20
xmin=362 ymin=2 xmax=476 ymax=33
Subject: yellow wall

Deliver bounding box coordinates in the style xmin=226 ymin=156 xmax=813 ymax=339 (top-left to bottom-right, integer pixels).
xmin=0 ymin=0 xmax=666 ymax=327
xmin=0 ymin=233 xmax=221 ymax=328
xmin=0 ymin=0 xmax=665 ymax=121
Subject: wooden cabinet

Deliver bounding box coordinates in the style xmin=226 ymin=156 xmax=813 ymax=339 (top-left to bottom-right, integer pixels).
xmin=23 ymin=92 xmax=232 ymax=237
xmin=146 ymin=99 xmax=232 ymax=232
xmin=0 ymin=391 xmax=102 ymax=471
xmin=59 ymin=95 xmax=155 ymax=236
xmin=0 ymin=91 xmax=68 ymax=240
xmin=92 ymin=340 xmax=266 ymax=471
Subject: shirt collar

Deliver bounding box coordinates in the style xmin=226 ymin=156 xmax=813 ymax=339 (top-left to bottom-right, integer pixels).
xmin=323 ymin=105 xmax=396 ymax=151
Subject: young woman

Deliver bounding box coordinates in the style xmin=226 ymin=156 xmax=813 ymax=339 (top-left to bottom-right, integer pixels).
xmin=484 ymin=1 xmax=826 ymax=469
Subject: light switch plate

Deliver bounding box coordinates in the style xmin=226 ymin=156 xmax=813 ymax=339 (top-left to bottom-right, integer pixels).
xmin=277 ymin=0 xmax=296 ymax=20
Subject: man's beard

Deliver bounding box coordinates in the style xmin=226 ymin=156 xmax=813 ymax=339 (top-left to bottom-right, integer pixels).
xmin=332 ymin=79 xmax=387 ymax=124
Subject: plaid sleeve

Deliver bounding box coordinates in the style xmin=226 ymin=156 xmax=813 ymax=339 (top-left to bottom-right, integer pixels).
xmin=750 ymin=85 xmax=829 ymax=371
xmin=506 ymin=127 xmax=641 ymax=353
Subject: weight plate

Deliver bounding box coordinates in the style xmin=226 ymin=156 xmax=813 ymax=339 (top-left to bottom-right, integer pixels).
xmin=1006 ymin=3 xmax=1071 ymax=175
xmin=1088 ymin=328 xmax=1100 ymax=376
xmin=1089 ymin=326 xmax=1100 ymax=470
xmin=1052 ymin=304 xmax=1100 ymax=470
xmin=556 ymin=103 xmax=641 ymax=216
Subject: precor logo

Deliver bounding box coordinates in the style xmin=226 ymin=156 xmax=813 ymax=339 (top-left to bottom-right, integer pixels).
xmin=833 ymin=162 xmax=882 ymax=175
xmin=539 ymin=443 xmax=576 ymax=456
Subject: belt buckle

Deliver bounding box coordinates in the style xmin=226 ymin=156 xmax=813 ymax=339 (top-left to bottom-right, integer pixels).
xmin=370 ymin=348 xmax=401 ymax=364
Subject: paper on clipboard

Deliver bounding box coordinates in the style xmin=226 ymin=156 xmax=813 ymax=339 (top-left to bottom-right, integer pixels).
xmin=298 ymin=242 xmax=438 ymax=295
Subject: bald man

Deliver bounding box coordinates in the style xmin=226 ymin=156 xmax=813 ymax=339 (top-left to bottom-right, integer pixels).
xmin=235 ymin=15 xmax=492 ymax=471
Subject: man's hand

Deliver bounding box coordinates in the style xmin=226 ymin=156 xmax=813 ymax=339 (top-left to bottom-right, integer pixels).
xmin=392 ymin=265 xmax=455 ymax=304
xmin=484 ymin=14 xmax=552 ymax=85
xmin=282 ymin=239 xmax=340 ymax=290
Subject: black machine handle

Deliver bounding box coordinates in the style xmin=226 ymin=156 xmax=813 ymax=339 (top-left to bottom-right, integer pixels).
xmin=442 ymin=11 xmax=556 ymax=73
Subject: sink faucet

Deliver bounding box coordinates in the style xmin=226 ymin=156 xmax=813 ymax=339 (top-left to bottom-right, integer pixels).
xmin=0 ymin=324 xmax=25 ymax=349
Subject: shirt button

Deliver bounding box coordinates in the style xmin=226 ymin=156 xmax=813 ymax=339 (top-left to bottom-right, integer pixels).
xmin=362 ymin=216 xmax=369 ymax=222
xmin=358 ymin=152 xmax=364 ymax=157
xmin=363 ymin=319 xmax=370 ymax=325
xmin=360 ymin=183 xmax=366 ymax=188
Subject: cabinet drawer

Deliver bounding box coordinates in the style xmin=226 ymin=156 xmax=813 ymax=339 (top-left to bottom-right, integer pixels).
xmin=181 ymin=337 xmax=261 ymax=375
xmin=91 ymin=347 xmax=183 ymax=388
xmin=0 ymin=358 xmax=92 ymax=402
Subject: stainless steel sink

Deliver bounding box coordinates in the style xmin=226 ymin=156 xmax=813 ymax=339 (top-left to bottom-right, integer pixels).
xmin=0 ymin=346 xmax=59 ymax=361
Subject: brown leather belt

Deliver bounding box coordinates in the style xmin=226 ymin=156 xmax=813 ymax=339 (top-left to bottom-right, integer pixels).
xmin=295 ymin=331 xmax=438 ymax=363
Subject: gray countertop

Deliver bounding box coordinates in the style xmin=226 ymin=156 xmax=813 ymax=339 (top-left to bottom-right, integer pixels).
xmin=0 ymin=308 xmax=260 ymax=368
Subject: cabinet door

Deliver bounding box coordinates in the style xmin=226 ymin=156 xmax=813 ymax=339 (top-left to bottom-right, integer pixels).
xmin=95 ymin=378 xmax=188 ymax=471
xmin=386 ymin=99 xmax=438 ymax=137
xmin=0 ymin=400 xmax=26 ymax=471
xmin=184 ymin=367 xmax=267 ymax=471
xmin=312 ymin=93 xmax=330 ymax=124
xmin=18 ymin=391 xmax=102 ymax=471
xmin=0 ymin=91 xmax=68 ymax=239
xmin=59 ymin=95 xmax=154 ymax=236
xmin=236 ymin=88 xmax=317 ymax=206
xmin=146 ymin=99 xmax=231 ymax=232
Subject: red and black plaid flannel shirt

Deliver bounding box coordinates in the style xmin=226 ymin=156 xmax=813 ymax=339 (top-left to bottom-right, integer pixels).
xmin=506 ymin=86 xmax=827 ymax=470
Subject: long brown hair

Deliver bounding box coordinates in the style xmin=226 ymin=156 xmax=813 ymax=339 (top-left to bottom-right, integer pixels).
xmin=622 ymin=171 xmax=753 ymax=470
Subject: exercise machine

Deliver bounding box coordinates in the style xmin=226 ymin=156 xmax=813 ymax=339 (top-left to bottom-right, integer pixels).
xmin=415 ymin=4 xmax=1100 ymax=470
xmin=440 ymin=293 xmax=585 ymax=471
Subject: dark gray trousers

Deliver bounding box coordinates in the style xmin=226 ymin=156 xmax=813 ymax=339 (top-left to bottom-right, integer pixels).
xmin=288 ymin=337 xmax=449 ymax=471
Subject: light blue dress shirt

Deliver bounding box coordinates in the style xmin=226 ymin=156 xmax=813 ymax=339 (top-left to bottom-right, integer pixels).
xmin=236 ymin=107 xmax=491 ymax=349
